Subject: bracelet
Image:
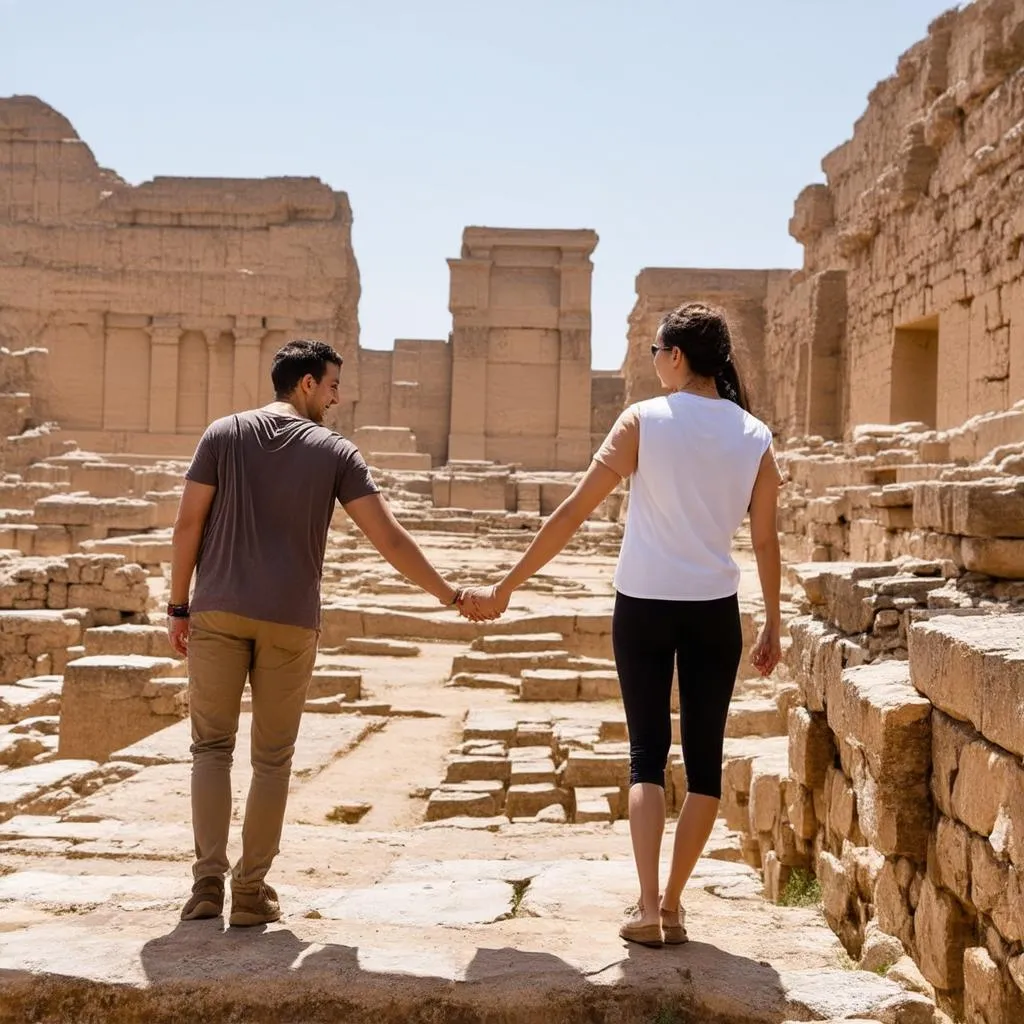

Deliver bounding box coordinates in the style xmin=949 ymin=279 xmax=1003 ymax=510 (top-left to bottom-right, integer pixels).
xmin=449 ymin=588 xmax=463 ymax=606
xmin=167 ymin=602 xmax=191 ymax=619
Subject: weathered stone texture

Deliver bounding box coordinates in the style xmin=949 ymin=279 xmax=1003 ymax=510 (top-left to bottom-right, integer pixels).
xmin=766 ymin=0 xmax=1024 ymax=437
xmin=623 ymin=267 xmax=789 ymax=414
xmin=447 ymin=227 xmax=598 ymax=470
xmin=0 ymin=95 xmax=360 ymax=454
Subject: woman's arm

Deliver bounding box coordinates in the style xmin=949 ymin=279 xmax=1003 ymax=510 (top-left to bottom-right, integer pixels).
xmin=748 ymin=445 xmax=784 ymax=675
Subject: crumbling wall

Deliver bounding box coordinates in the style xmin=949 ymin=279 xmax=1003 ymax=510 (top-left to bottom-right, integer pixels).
xmin=0 ymin=95 xmax=361 ymax=454
xmin=623 ymin=268 xmax=788 ymax=423
xmin=736 ymin=563 xmax=1024 ymax=1023
xmin=769 ymin=0 xmax=1024 ymax=437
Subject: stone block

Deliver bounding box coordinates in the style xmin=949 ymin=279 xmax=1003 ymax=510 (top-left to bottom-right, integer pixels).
xmin=462 ymin=713 xmax=516 ymax=744
xmin=57 ymin=656 xmax=187 ymax=761
xmin=471 ymin=632 xmax=565 ymax=653
xmin=875 ymin=858 xmax=915 ymax=953
xmin=914 ymin=876 xmax=972 ymax=992
xmin=784 ymin=779 xmax=817 ymax=840
xmin=518 ymin=669 xmax=580 ymax=701
xmin=307 ymin=670 xmax=362 ymax=701
xmin=964 ymin=947 xmax=1024 ymax=1024
xmin=444 ymin=756 xmax=511 ymax=784
xmin=749 ymin=763 xmax=785 ymax=834
xmin=931 ymin=816 xmax=971 ymax=906
xmin=508 ymin=759 xmax=556 ymax=786
xmin=572 ymin=786 xmax=620 ymax=822
xmin=788 ymin=706 xmax=835 ymax=789
xmin=962 ymin=537 xmax=1024 ymax=579
xmin=577 ymin=670 xmax=619 ymax=701
xmin=826 ymin=661 xmax=932 ymax=783
xmin=504 ymin=783 xmax=570 ymax=818
xmin=951 ymin=736 xmax=1021 ymax=838
xmin=910 ymin=615 xmax=1024 ymax=757
xmin=971 ymin=835 xmax=1024 ymax=944
xmin=931 ymin=711 xmax=976 ymax=820
xmin=727 ymin=698 xmax=785 ymax=738
xmin=425 ymin=787 xmax=497 ymax=821
xmin=562 ymin=750 xmax=629 ymax=788
xmin=818 ymin=850 xmax=853 ymax=930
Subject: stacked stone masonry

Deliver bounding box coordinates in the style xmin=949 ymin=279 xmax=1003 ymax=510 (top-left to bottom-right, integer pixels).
xmin=727 ymin=556 xmax=1024 ymax=1023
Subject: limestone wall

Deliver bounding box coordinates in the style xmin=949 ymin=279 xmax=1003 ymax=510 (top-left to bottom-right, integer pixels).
xmin=0 ymin=95 xmax=361 ymax=454
xmin=769 ymin=0 xmax=1024 ymax=438
xmin=778 ymin=409 xmax=1024 ymax=578
xmin=623 ymin=268 xmax=789 ymax=420
xmin=732 ymin=561 xmax=1024 ymax=1023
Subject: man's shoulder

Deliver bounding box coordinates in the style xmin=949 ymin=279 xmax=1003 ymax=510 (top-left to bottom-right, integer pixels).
xmin=203 ymin=413 xmax=239 ymax=435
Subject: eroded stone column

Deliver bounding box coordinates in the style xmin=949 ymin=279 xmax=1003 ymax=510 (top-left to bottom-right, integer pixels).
xmin=148 ymin=319 xmax=180 ymax=434
xmin=447 ymin=326 xmax=488 ymax=461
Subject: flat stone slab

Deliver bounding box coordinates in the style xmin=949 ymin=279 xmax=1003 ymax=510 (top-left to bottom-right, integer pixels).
xmin=0 ymin=860 xmax=926 ymax=1024
xmin=69 ymin=714 xmax=385 ymax=822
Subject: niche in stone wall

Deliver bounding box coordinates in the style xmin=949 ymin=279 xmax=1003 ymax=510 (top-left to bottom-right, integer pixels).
xmin=103 ymin=327 xmax=150 ymax=431
xmin=42 ymin=323 xmax=104 ymax=430
xmin=206 ymin=332 xmax=234 ymax=422
xmin=176 ymin=332 xmax=209 ymax=433
xmin=890 ymin=316 xmax=939 ymax=428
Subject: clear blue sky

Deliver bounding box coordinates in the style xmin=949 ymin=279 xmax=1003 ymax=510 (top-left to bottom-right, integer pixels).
xmin=3 ymin=0 xmax=957 ymax=369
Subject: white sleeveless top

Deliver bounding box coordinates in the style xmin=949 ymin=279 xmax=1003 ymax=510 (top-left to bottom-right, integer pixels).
xmin=612 ymin=393 xmax=772 ymax=601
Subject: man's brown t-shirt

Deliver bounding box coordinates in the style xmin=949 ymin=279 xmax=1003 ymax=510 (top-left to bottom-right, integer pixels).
xmin=185 ymin=410 xmax=379 ymax=630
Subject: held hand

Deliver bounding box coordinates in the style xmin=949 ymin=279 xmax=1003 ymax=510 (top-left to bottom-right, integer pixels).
xmin=457 ymin=585 xmax=509 ymax=622
xmin=750 ymin=621 xmax=782 ymax=678
xmin=167 ymin=616 xmax=190 ymax=658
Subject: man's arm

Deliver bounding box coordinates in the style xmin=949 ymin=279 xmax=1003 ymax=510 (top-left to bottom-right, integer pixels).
xmin=170 ymin=480 xmax=217 ymax=604
xmin=344 ymin=493 xmax=458 ymax=605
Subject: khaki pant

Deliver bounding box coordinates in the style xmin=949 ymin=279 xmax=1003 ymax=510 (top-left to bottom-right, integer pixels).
xmin=187 ymin=610 xmax=318 ymax=890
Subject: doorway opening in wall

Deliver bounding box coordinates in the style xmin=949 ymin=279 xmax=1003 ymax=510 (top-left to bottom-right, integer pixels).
xmin=890 ymin=315 xmax=939 ymax=428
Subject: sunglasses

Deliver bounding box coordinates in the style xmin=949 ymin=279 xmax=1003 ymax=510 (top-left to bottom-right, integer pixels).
xmin=650 ymin=344 xmax=672 ymax=356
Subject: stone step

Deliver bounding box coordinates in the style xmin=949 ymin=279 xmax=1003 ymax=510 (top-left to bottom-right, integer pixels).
xmin=308 ymin=669 xmax=362 ymax=702
xmin=0 ymin=722 xmax=58 ymax=767
xmin=326 ymin=637 xmax=421 ymax=658
xmin=448 ymin=672 xmax=520 ymax=692
xmin=0 ymin=858 xmax=937 ymax=1024
xmin=0 ymin=675 xmax=63 ymax=725
xmin=450 ymin=650 xmax=575 ymax=677
xmin=573 ymin=786 xmax=621 ymax=822
xmin=0 ymin=759 xmax=137 ymax=822
xmin=470 ymin=632 xmax=566 ymax=653
xmin=425 ymin=781 xmax=505 ymax=821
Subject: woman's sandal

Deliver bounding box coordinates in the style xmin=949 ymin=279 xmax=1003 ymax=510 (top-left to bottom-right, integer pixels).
xmin=619 ymin=904 xmax=664 ymax=948
xmin=660 ymin=905 xmax=689 ymax=945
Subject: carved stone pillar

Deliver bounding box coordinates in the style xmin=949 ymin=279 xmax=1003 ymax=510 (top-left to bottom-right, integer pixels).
xmin=447 ymin=325 xmax=489 ymax=461
xmin=556 ymin=324 xmax=592 ymax=469
xmin=231 ymin=319 xmax=263 ymax=412
xmin=148 ymin=319 xmax=180 ymax=434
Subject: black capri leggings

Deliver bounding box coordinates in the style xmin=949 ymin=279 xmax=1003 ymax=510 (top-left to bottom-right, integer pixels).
xmin=612 ymin=590 xmax=742 ymax=799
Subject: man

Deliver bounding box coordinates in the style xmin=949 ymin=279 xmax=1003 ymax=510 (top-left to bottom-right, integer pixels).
xmin=169 ymin=338 xmax=472 ymax=927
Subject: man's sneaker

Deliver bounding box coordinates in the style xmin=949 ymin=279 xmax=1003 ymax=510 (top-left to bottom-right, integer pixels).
xmin=180 ymin=876 xmax=224 ymax=921
xmin=229 ymin=882 xmax=281 ymax=927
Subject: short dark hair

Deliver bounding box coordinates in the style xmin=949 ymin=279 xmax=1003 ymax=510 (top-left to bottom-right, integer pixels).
xmin=659 ymin=302 xmax=750 ymax=411
xmin=271 ymin=339 xmax=342 ymax=398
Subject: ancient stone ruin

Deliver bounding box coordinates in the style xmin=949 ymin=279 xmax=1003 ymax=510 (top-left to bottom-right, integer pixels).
xmin=1 ymin=2 xmax=1024 ymax=1022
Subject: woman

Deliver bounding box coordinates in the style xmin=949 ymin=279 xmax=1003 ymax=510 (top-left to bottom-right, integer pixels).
xmin=462 ymin=301 xmax=783 ymax=948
